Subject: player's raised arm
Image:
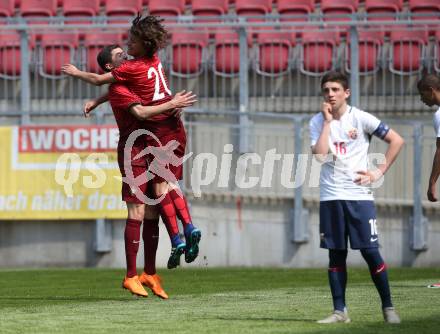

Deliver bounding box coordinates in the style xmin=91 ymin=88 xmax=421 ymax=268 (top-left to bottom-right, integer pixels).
xmin=83 ymin=94 xmax=109 ymax=118
xmin=311 ymin=102 xmax=333 ymax=157
xmin=61 ymin=64 xmax=116 ymax=86
xmin=129 ymin=90 xmax=197 ymax=121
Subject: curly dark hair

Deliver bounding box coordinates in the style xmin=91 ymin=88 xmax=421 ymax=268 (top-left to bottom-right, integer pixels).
xmin=130 ymin=14 xmax=170 ymax=58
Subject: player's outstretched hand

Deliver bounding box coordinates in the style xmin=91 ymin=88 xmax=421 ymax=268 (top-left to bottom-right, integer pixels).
xmin=170 ymin=90 xmax=197 ymax=109
xmin=354 ymin=170 xmax=382 ymax=186
xmin=427 ymin=184 xmax=438 ymax=202
xmin=83 ymin=100 xmax=99 ymax=118
xmin=61 ymin=64 xmax=80 ymax=76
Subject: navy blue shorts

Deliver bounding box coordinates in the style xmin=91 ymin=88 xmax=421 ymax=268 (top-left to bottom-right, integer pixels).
xmin=319 ymin=200 xmax=379 ymax=250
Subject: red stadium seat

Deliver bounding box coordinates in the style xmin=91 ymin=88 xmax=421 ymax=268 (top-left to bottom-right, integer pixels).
xmin=192 ymin=0 xmax=228 ymax=17
xmin=82 ymin=31 xmax=123 ymax=73
xmin=20 ymin=0 xmax=57 ymax=20
xmin=213 ymin=29 xmax=252 ymax=76
xmin=0 ymin=33 xmax=35 ymax=78
xmin=277 ymin=0 xmax=315 ymax=22
xmin=300 ymin=31 xmax=340 ymax=75
xmin=0 ymin=0 xmax=14 ymax=19
xmin=389 ymin=29 xmax=428 ymax=74
xmin=433 ymin=30 xmax=440 ymax=73
xmin=105 ymin=0 xmax=143 ymax=17
xmin=345 ymin=30 xmax=384 ymax=74
xmin=171 ymin=31 xmax=209 ymax=77
xmin=365 ymin=0 xmax=403 ymax=21
xmin=235 ymin=0 xmax=273 ymax=18
xmin=321 ymin=0 xmax=358 ymax=21
xmin=39 ymin=32 xmax=79 ymax=77
xmin=255 ymin=31 xmax=294 ymax=76
xmin=409 ymin=0 xmax=440 ymax=21
xmin=62 ymin=0 xmax=100 ymax=24
xmin=149 ymin=0 xmax=185 ymax=17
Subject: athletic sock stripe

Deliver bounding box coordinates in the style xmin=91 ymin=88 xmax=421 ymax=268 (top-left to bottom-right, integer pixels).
xmin=328 ymin=266 xmax=346 ymax=272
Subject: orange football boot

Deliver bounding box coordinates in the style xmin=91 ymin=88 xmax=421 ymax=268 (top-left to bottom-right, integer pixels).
xmin=138 ymin=272 xmax=169 ymax=299
xmin=122 ymin=276 xmax=148 ymax=297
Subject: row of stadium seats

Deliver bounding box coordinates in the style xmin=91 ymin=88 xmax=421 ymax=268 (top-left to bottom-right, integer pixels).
xmin=1 ymin=28 xmax=439 ymax=78
xmin=0 ymin=0 xmax=439 ymax=22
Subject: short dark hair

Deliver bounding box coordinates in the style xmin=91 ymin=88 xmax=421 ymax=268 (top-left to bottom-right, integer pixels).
xmin=129 ymin=14 xmax=169 ymax=58
xmin=321 ymin=71 xmax=349 ymax=90
xmin=417 ymin=74 xmax=440 ymax=92
xmin=97 ymin=45 xmax=120 ymax=72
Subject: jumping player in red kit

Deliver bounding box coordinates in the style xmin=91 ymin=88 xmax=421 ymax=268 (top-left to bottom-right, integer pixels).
xmin=62 ymin=15 xmax=202 ymax=270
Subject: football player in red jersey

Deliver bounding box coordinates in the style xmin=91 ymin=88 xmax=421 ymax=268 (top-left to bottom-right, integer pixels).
xmin=84 ymin=45 xmax=196 ymax=297
xmin=62 ymin=15 xmax=201 ymax=270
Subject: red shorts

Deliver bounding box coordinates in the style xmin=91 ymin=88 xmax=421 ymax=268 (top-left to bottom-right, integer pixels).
xmin=146 ymin=125 xmax=187 ymax=183
xmin=119 ymin=164 xmax=152 ymax=204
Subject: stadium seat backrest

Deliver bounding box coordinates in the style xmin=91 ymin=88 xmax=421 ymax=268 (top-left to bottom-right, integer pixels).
xmin=63 ymin=0 xmax=101 ymax=17
xmin=192 ymin=0 xmax=229 ymax=16
xmin=389 ymin=29 xmax=429 ymax=74
xmin=365 ymin=0 xmax=403 ymax=20
xmin=390 ymin=29 xmax=429 ymax=44
xmin=213 ymin=29 xmax=253 ymax=76
xmin=235 ymin=0 xmax=273 ymax=16
xmin=83 ymin=32 xmax=123 ymax=73
xmin=409 ymin=0 xmax=440 ymax=11
xmin=39 ymin=32 xmax=79 ymax=77
xmin=346 ymin=30 xmax=385 ymax=74
xmin=171 ymin=31 xmax=209 ymax=77
xmin=409 ymin=0 xmax=440 ymax=22
xmin=149 ymin=0 xmax=185 ymax=17
xmin=435 ymin=30 xmax=440 ymax=72
xmin=321 ymin=0 xmax=358 ymax=12
xmin=301 ymin=31 xmax=340 ymax=75
xmin=0 ymin=32 xmax=35 ymax=78
xmin=256 ymin=31 xmax=294 ymax=76
xmin=277 ymin=0 xmax=315 ymax=20
xmin=0 ymin=0 xmax=15 ymax=18
xmin=105 ymin=0 xmax=143 ymax=17
xmin=20 ymin=0 xmax=57 ymax=18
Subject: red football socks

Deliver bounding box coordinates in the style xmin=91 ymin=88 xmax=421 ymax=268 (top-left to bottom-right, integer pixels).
xmin=124 ymin=218 xmax=142 ymax=278
xmin=169 ymin=188 xmax=192 ymax=226
xmin=142 ymin=218 xmax=159 ymax=275
xmin=156 ymin=192 xmax=180 ymax=238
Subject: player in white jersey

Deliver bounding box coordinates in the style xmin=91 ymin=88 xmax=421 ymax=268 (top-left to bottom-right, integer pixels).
xmin=310 ymin=72 xmax=404 ymax=324
xmin=417 ymin=74 xmax=440 ymax=289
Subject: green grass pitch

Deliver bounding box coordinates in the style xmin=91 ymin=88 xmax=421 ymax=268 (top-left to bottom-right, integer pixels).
xmin=0 ymin=267 xmax=439 ymax=333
